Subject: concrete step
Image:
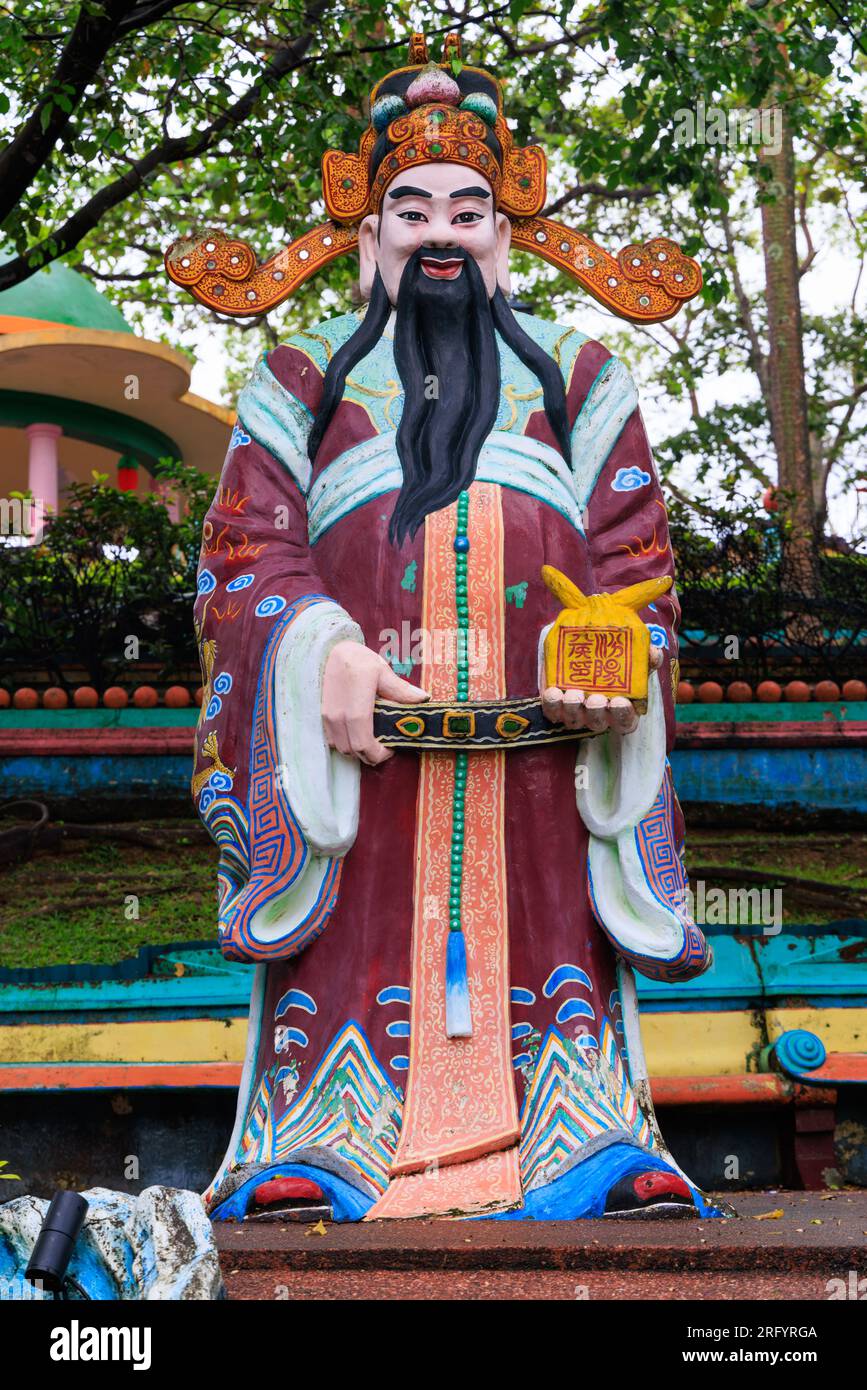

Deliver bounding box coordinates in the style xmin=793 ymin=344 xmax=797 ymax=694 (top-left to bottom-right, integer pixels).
xmin=216 ymin=1191 xmax=867 ymax=1300
xmin=220 ymin=1267 xmax=844 ymax=1300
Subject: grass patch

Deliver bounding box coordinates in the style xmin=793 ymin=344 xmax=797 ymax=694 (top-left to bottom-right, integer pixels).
xmin=684 ymin=830 xmax=867 ymax=924
xmin=0 ymin=822 xmax=863 ymax=970
xmin=0 ymin=822 xmax=218 ymax=968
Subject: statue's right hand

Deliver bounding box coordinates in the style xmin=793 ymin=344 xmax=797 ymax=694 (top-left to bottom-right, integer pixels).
xmin=321 ymin=640 xmax=429 ymax=766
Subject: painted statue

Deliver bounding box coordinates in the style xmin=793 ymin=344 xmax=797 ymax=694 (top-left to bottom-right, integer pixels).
xmin=168 ymin=33 xmax=724 ymax=1222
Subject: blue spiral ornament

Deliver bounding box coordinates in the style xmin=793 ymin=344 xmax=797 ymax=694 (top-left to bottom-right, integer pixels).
xmin=197 ymin=569 xmax=217 ymax=595
xmin=213 ymin=672 xmax=233 ymax=695
xmin=209 ymin=770 xmax=234 ymax=792
xmin=774 ymin=1029 xmax=826 ymax=1076
xmin=255 ymin=595 xmax=287 ymax=618
xmin=226 ymin=573 xmax=254 ymax=592
xmin=205 ymin=696 xmax=222 ymax=720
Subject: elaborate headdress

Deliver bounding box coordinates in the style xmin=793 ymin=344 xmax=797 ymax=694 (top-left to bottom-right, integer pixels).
xmin=165 ymin=32 xmax=701 ymax=324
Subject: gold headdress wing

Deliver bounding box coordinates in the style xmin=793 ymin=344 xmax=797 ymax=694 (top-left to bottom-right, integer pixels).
xmin=165 ymin=33 xmax=702 ymax=324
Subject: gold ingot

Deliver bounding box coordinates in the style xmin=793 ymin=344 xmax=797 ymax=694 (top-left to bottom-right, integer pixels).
xmin=541 ymin=565 xmax=672 ymax=710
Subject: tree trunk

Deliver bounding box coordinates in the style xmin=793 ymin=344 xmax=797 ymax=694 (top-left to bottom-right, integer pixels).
xmin=759 ymin=101 xmax=821 ymax=600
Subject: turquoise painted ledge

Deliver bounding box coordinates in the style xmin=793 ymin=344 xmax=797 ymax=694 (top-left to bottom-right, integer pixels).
xmin=0 ymin=700 xmax=864 ymax=728
xmin=0 ymin=708 xmax=199 ymax=728
xmin=1 ymin=930 xmax=865 ymax=1020
xmin=637 ymin=929 xmax=867 ymax=1011
xmin=676 ymin=700 xmax=866 ymax=723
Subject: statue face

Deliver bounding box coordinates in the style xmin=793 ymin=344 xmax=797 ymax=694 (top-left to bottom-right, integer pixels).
xmin=358 ymin=161 xmax=512 ymax=304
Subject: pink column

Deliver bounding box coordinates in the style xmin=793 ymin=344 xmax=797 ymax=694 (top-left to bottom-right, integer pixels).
xmin=154 ymin=478 xmax=181 ymax=522
xmin=26 ymin=423 xmax=62 ymax=514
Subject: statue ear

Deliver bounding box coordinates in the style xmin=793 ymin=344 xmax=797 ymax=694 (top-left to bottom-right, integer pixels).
xmin=358 ymin=214 xmax=380 ymax=299
xmin=496 ymin=211 xmax=512 ymax=295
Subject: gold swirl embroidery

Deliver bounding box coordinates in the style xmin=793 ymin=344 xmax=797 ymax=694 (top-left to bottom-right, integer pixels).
xmin=191 ymin=731 xmax=236 ymax=798
xmin=552 ymin=326 xmax=577 ymax=367
xmin=297 ymin=330 xmax=334 ymax=363
xmin=500 ymin=382 xmax=544 ymax=432
xmin=344 ymin=376 xmax=402 ymax=429
xmin=195 ymin=636 xmax=217 ymax=731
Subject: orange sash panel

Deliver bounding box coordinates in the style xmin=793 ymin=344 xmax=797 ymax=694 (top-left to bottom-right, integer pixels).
xmin=367 ymin=483 xmax=522 ymax=1219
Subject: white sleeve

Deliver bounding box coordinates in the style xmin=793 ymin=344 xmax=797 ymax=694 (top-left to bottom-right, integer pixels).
xmin=273 ymin=599 xmax=363 ymax=857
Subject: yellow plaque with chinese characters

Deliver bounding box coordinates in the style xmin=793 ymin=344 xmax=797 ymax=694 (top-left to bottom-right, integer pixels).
xmin=541 ymin=566 xmax=673 ymax=713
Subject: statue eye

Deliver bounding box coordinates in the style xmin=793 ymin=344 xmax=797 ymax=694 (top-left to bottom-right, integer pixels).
xmin=397 ymin=210 xmax=428 ymax=222
xmin=453 ymin=211 xmax=483 ymax=224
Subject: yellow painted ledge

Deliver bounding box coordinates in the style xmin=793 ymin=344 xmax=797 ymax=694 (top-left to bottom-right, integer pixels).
xmin=1 ymin=1008 xmax=864 ymax=1075
xmin=641 ymin=1008 xmax=867 ymax=1078
xmin=0 ymin=1017 xmax=248 ymax=1065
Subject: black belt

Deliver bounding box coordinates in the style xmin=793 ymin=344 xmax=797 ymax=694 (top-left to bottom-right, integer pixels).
xmin=372 ymin=697 xmax=599 ymax=751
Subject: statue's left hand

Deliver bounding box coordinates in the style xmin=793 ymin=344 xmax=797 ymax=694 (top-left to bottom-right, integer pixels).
xmin=540 ymin=645 xmax=663 ymax=734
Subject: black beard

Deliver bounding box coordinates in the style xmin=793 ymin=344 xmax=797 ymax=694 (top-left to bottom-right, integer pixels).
xmin=386 ymin=247 xmax=500 ymax=546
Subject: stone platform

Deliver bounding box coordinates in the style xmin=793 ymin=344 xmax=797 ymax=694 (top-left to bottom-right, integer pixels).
xmin=216 ymin=1190 xmax=867 ymax=1300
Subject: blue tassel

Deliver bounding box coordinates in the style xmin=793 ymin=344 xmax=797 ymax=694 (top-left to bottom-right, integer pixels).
xmin=445 ymin=930 xmax=473 ymax=1038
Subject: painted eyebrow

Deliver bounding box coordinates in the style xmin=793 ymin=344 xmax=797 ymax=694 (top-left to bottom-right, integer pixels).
xmin=387 ymin=185 xmax=433 ymax=199
xmin=449 ymin=185 xmax=491 ymax=199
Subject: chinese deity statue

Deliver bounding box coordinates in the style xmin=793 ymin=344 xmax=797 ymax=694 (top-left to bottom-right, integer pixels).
xmin=168 ymin=33 xmax=724 ymax=1222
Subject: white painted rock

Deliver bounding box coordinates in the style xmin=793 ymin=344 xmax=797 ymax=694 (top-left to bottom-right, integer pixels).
xmin=0 ymin=1187 xmax=224 ymax=1300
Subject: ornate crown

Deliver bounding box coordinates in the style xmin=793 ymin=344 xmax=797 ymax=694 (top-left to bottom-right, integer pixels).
xmin=321 ymin=32 xmax=546 ymax=222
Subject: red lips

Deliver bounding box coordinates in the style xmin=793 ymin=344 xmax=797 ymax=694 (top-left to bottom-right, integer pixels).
xmin=420 ymin=257 xmax=464 ymax=280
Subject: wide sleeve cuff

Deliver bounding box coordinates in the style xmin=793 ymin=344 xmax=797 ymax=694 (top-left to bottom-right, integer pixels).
xmin=575 ymin=668 xmax=667 ymax=839
xmin=273 ymin=599 xmax=363 ymax=856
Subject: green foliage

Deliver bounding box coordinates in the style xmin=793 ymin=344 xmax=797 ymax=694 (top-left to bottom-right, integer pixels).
xmin=0 ymin=468 xmax=210 ymax=688
xmin=0 ymin=829 xmax=218 ymax=968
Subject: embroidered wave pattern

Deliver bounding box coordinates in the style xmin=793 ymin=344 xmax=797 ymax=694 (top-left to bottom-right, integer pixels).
xmin=233 ymin=1022 xmax=403 ymax=1195
xmin=216 ymin=596 xmax=344 ymax=963
xmin=202 ymin=795 xmax=250 ymax=910
xmin=632 ymin=767 xmax=709 ymax=981
xmin=519 ymin=1019 xmax=653 ymax=1192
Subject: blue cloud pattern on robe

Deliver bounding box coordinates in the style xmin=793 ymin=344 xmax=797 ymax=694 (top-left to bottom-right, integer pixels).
xmin=611 ymin=465 xmax=651 ymax=491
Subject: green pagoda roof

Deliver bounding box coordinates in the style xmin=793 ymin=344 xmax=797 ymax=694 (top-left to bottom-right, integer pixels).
xmin=0 ymin=254 xmax=132 ymax=333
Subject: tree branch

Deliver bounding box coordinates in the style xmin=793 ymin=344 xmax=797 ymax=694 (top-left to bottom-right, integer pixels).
xmin=796 ymin=175 xmax=818 ymax=278
xmin=0 ymin=0 xmax=332 ymax=293
xmin=0 ymin=0 xmax=134 ymax=227
xmin=543 ymin=181 xmax=656 ymax=216
xmin=115 ymin=0 xmax=196 ymax=38
xmin=824 ymin=383 xmax=867 ymax=471
xmin=77 ymin=263 xmax=162 ymax=282
xmin=663 ymin=479 xmax=725 ymax=520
